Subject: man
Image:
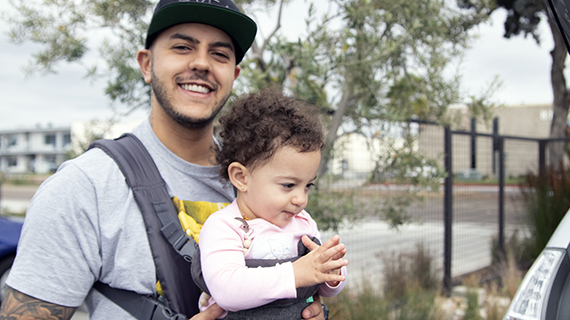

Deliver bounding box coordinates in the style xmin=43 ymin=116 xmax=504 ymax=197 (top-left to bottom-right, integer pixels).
xmin=0 ymin=0 xmax=328 ymax=319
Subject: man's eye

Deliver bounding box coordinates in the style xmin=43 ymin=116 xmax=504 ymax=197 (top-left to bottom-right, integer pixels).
xmin=213 ymin=51 xmax=230 ymax=59
xmin=173 ymin=45 xmax=190 ymax=51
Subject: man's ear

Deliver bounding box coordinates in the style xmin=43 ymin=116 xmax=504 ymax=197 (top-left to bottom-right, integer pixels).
xmin=228 ymin=162 xmax=248 ymax=192
xmin=234 ymin=65 xmax=241 ymax=81
xmin=137 ymin=49 xmax=152 ymax=84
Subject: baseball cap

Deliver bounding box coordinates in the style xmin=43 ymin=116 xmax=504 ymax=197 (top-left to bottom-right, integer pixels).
xmin=145 ymin=0 xmax=257 ymax=64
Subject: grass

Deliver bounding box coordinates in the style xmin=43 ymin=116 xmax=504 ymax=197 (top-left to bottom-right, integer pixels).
xmin=323 ymin=241 xmax=520 ymax=320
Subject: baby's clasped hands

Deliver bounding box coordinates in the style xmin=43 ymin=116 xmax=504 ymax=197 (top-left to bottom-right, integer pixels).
xmin=293 ymin=235 xmax=349 ymax=288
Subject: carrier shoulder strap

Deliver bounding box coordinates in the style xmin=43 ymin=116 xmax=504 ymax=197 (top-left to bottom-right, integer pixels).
xmin=88 ymin=133 xmax=200 ymax=319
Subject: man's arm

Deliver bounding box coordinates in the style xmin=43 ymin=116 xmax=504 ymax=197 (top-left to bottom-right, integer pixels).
xmin=0 ymin=286 xmax=76 ymax=320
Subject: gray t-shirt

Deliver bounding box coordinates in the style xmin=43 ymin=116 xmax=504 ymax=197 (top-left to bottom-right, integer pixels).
xmin=6 ymin=119 xmax=234 ymax=319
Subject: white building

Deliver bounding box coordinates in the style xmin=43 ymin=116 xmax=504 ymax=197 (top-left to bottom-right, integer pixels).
xmin=0 ymin=126 xmax=72 ymax=173
xmin=0 ymin=119 xmax=144 ymax=174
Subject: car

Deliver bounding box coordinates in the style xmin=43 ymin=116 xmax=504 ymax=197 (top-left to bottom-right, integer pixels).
xmin=502 ymin=0 xmax=570 ymax=318
xmin=0 ymin=216 xmax=23 ymax=306
xmin=502 ymin=208 xmax=570 ymax=320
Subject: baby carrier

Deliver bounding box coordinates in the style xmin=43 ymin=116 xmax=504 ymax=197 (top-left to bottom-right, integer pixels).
xmin=89 ymin=134 xmax=328 ymax=320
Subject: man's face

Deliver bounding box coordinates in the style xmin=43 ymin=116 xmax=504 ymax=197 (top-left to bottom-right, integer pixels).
xmin=142 ymin=23 xmax=241 ymax=129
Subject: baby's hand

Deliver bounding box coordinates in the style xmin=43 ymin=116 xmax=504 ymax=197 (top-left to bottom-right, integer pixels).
xmin=321 ymin=235 xmax=347 ymax=287
xmin=292 ymin=235 xmax=348 ymax=288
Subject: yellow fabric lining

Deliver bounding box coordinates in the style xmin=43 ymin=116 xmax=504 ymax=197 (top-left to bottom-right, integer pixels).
xmin=156 ymin=197 xmax=230 ymax=297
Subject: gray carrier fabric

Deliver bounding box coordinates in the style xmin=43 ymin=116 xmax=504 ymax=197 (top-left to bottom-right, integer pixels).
xmin=89 ymin=133 xmax=329 ymax=320
xmin=191 ymin=237 xmax=325 ymax=320
xmin=89 ymin=133 xmax=199 ymax=320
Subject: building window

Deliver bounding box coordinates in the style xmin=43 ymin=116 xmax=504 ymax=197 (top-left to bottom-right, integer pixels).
xmin=8 ymin=156 xmax=17 ymax=167
xmin=45 ymin=155 xmax=58 ymax=172
xmin=63 ymin=133 xmax=71 ymax=148
xmin=8 ymin=135 xmax=17 ymax=147
xmin=45 ymin=134 xmax=56 ymax=147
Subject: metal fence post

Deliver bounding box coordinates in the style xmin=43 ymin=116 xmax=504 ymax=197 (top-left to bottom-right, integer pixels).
xmin=443 ymin=125 xmax=453 ymax=295
xmin=471 ymin=118 xmax=477 ymax=169
xmin=492 ymin=117 xmax=499 ymax=175
xmin=498 ymin=137 xmax=505 ymax=260
xmin=538 ymin=139 xmax=547 ymax=180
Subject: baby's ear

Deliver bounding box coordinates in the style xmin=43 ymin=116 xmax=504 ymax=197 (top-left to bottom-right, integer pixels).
xmin=228 ymin=162 xmax=249 ymax=192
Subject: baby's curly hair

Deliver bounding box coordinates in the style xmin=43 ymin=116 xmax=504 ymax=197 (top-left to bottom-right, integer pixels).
xmin=217 ymin=89 xmax=324 ymax=181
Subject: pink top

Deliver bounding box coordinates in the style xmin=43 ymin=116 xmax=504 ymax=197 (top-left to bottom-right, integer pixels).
xmin=199 ymin=200 xmax=346 ymax=312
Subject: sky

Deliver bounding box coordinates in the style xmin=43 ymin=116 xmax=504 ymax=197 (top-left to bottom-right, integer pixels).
xmin=0 ymin=0 xmax=565 ymax=131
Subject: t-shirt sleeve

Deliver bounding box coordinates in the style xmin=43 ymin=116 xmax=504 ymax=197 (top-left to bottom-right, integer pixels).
xmin=6 ymin=161 xmax=102 ymax=307
xmin=199 ymin=210 xmax=297 ymax=312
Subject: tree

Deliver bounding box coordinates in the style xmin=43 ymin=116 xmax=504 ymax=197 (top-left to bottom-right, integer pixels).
xmin=460 ymin=0 xmax=569 ymax=168
xmin=4 ymin=0 xmax=496 ymax=228
xmin=239 ymin=0 xmax=494 ymax=176
xmin=239 ymin=0 xmax=495 ymax=228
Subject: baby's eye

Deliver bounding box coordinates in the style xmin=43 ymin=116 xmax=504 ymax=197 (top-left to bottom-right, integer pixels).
xmin=306 ymin=183 xmax=315 ymax=190
xmin=283 ymin=183 xmax=295 ymax=189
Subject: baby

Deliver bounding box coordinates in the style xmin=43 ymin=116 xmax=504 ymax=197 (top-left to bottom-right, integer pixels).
xmin=193 ymin=89 xmax=348 ymax=319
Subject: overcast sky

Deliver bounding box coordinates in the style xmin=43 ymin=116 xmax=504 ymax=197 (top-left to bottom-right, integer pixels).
xmin=0 ymin=0 xmax=565 ymax=131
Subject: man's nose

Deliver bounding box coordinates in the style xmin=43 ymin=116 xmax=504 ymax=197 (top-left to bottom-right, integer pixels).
xmin=188 ymin=48 xmax=211 ymax=73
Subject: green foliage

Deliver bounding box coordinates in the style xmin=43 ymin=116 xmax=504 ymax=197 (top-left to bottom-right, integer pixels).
xmin=305 ymin=176 xmax=362 ymax=232
xmin=391 ymin=288 xmax=441 ymax=320
xmin=5 ymin=0 xmax=152 ymax=112
xmin=326 ymin=284 xmax=390 ymax=320
xmin=4 ymin=0 xmax=497 ymax=229
xmin=368 ymin=127 xmax=446 ymax=228
xmin=381 ymin=243 xmax=439 ymax=300
xmin=326 ymin=280 xmax=441 ymax=320
xmin=464 ymin=288 xmax=482 ymax=320
xmin=240 ymin=0 xmax=497 ymax=181
xmin=490 ymin=229 xmax=534 ymax=267
xmin=65 ymin=118 xmax=113 ymax=159
xmin=327 ymin=243 xmax=440 ymax=319
xmin=520 ymin=166 xmax=570 ymax=259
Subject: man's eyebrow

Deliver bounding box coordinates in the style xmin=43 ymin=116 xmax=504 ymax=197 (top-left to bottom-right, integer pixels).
xmin=170 ymin=33 xmax=199 ymax=44
xmin=169 ymin=33 xmax=234 ymax=53
xmin=211 ymin=41 xmax=235 ymax=53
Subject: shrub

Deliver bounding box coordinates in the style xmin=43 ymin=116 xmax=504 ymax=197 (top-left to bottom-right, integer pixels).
xmin=520 ymin=166 xmax=570 ymax=259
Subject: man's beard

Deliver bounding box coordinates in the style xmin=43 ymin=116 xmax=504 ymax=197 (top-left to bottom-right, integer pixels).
xmin=151 ymin=67 xmax=229 ymax=130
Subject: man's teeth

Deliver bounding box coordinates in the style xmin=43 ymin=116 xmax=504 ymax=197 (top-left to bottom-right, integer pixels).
xmin=181 ymin=84 xmax=211 ymax=93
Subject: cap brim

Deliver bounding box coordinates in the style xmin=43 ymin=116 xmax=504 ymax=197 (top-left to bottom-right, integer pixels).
xmin=146 ymin=3 xmax=257 ymax=63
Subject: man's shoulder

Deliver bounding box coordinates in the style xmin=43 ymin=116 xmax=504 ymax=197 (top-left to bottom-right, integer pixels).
xmin=45 ymin=147 xmax=126 ymax=193
xmin=62 ymin=147 xmax=121 ymax=172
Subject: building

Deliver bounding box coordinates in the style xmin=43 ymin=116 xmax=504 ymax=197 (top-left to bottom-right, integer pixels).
xmin=0 ymin=119 xmax=144 ymax=174
xmin=0 ymin=126 xmax=72 ymax=174
xmin=417 ymin=103 xmax=556 ymax=179
xmin=330 ymin=104 xmax=557 ymax=181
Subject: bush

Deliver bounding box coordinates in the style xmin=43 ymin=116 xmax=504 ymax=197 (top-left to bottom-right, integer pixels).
xmin=520 ymin=166 xmax=570 ymax=259
xmin=326 ymin=242 xmax=441 ymax=319
xmin=306 ymin=176 xmax=363 ymax=232
xmin=382 ymin=242 xmax=439 ymax=300
xmin=325 ymin=282 xmax=441 ymax=320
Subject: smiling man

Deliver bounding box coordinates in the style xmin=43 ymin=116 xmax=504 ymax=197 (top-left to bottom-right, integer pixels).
xmin=0 ymin=0 xmax=327 ymax=320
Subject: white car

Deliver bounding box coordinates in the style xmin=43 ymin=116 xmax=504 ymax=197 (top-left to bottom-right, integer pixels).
xmin=503 ymin=209 xmax=570 ymax=319
xmin=503 ymin=0 xmax=570 ymax=318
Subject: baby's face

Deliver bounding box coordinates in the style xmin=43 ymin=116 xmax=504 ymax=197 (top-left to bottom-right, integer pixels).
xmin=239 ymin=146 xmax=320 ymax=228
